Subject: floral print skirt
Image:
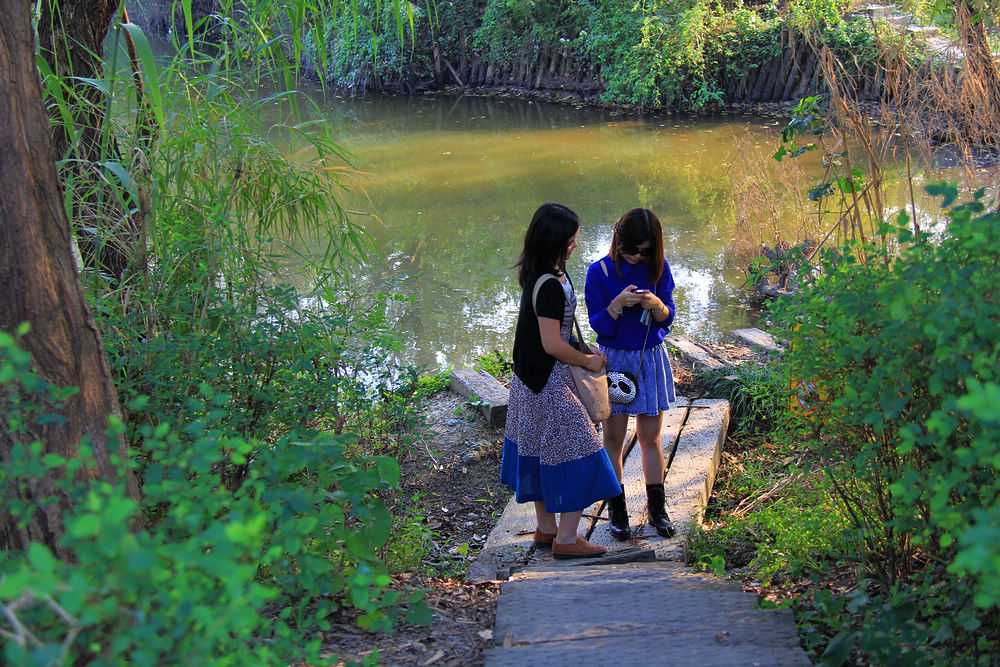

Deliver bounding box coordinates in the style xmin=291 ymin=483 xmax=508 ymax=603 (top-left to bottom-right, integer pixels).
xmin=500 ymin=362 xmax=621 ymax=513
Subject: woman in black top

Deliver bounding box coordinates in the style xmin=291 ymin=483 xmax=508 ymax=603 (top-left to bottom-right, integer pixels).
xmin=500 ymin=202 xmax=621 ymax=560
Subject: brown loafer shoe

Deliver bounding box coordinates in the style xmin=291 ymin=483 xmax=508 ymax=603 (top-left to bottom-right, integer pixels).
xmin=533 ymin=529 xmax=557 ymax=547
xmin=552 ymin=537 xmax=606 ymax=560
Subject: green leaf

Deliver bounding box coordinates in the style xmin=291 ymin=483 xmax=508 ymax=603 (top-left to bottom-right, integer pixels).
xmin=28 ymin=543 xmax=58 ymax=574
xmin=821 ymin=630 xmax=857 ymax=664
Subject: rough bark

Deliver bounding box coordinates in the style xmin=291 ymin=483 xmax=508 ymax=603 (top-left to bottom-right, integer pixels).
xmin=0 ymin=0 xmax=141 ymax=557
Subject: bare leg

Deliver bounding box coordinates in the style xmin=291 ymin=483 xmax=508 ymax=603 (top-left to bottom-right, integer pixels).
xmin=533 ymin=501 xmax=558 ymax=534
xmin=636 ymin=412 xmax=665 ymax=484
xmin=554 ymin=510 xmax=583 ymax=544
xmin=602 ymin=413 xmax=630 ymax=481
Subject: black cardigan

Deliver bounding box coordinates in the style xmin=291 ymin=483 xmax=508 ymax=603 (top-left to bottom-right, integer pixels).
xmin=512 ymin=273 xmax=572 ymax=394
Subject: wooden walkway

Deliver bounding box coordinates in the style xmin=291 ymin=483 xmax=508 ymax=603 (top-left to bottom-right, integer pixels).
xmin=468 ymin=398 xmax=730 ymax=577
xmin=470 ymin=395 xmax=811 ymax=665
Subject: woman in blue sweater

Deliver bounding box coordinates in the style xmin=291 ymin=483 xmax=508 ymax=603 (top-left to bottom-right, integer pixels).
xmin=585 ymin=208 xmax=678 ymax=540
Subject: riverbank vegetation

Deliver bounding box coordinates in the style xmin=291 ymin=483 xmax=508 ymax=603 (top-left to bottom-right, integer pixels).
xmin=688 ymin=2 xmax=1000 ymax=660
xmin=691 ymin=181 xmax=1000 ymax=664
xmin=307 ymin=0 xmax=892 ymax=108
xmin=1 ymin=0 xmax=470 ymax=663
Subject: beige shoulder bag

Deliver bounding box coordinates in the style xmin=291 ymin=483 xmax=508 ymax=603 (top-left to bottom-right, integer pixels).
xmin=532 ymin=273 xmax=611 ymax=423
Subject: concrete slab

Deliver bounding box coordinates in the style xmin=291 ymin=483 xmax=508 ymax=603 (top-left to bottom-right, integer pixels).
xmin=486 ymin=562 xmax=809 ymax=666
xmin=588 ymin=401 xmax=689 ymax=551
xmin=657 ymin=399 xmax=729 ymax=560
xmin=665 ymin=333 xmax=730 ymax=370
xmin=730 ymin=327 xmax=785 ymax=353
xmin=450 ymin=368 xmax=509 ymax=429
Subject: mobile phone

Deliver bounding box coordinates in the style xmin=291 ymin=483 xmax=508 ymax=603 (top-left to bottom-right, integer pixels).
xmin=633 ymin=288 xmax=650 ymax=294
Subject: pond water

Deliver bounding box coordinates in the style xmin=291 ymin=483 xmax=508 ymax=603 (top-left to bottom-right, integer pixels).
xmin=292 ymin=91 xmax=965 ymax=372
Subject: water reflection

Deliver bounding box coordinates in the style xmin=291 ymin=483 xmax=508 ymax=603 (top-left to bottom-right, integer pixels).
xmin=286 ymin=92 xmax=975 ymax=371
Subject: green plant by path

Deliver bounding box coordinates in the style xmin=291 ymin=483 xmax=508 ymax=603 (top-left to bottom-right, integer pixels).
xmin=0 ymin=333 xmax=423 ymax=664
xmin=768 ymin=184 xmax=1000 ymax=661
xmin=697 ymin=363 xmax=789 ymax=434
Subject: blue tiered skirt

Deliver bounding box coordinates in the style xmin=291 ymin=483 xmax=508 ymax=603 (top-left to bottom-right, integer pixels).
xmin=603 ymin=342 xmax=677 ymax=417
xmin=500 ymin=363 xmax=621 ymax=514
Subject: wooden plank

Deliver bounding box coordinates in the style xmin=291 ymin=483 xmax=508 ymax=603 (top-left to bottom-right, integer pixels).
xmin=450 ymin=368 xmax=509 ymax=429
xmin=730 ymin=327 xmax=785 ymax=353
xmin=489 ymin=565 xmax=808 ymax=665
xmin=656 ymin=399 xmax=730 ymax=560
xmin=588 ymin=401 xmax=689 ymax=551
xmin=665 ymin=333 xmax=730 ymax=370
xmin=508 ymin=562 xmax=741 ymax=592
xmin=485 ymin=639 xmax=810 ymax=666
xmin=468 ymin=495 xmax=537 ymax=582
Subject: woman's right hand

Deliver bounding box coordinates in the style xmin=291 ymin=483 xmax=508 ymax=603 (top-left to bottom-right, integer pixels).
xmin=583 ymin=352 xmax=607 ymax=372
xmin=612 ymin=285 xmax=642 ymax=312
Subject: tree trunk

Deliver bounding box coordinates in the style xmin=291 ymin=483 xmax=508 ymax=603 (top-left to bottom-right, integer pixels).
xmin=0 ymin=0 xmax=141 ymax=558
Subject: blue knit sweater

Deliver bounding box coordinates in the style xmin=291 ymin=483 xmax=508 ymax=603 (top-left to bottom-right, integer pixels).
xmin=584 ymin=255 xmax=676 ymax=351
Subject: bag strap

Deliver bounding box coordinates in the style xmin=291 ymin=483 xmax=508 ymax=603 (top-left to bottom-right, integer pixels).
xmin=531 ymin=273 xmax=559 ymax=314
xmin=636 ymin=276 xmax=660 ymax=375
xmin=572 ymin=314 xmax=594 ymax=355
xmin=532 ymin=273 xmax=594 ymax=355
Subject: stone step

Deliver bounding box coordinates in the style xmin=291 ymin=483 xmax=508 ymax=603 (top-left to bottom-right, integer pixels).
xmin=730 ymin=327 xmax=784 ymax=354
xmin=485 ymin=641 xmax=810 ymax=667
xmin=450 ymin=368 xmax=508 ymax=429
xmin=487 ymin=562 xmax=808 ymax=666
xmin=470 ymin=397 xmax=729 ymax=580
xmin=665 ymin=333 xmax=731 ymax=370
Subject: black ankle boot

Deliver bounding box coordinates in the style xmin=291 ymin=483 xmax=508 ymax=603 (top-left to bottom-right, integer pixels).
xmin=607 ymin=485 xmax=631 ymax=541
xmin=646 ymin=483 xmax=675 ymax=538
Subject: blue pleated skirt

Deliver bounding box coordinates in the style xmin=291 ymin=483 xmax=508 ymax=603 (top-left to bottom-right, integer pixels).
xmin=603 ymin=342 xmax=677 ymax=416
xmin=500 ymin=364 xmax=622 ymax=513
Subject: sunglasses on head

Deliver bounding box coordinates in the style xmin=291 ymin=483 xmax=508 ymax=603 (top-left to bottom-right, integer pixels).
xmin=621 ymin=244 xmax=653 ymax=257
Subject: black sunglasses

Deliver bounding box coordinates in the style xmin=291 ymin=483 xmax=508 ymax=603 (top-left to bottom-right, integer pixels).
xmin=621 ymin=244 xmax=653 ymax=257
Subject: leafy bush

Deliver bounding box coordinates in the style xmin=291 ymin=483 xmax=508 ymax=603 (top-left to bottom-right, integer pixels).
xmin=310 ymin=0 xmax=428 ymax=89
xmin=475 ymin=349 xmax=512 ymax=380
xmin=0 ymin=333 xmax=422 ymax=664
xmin=307 ymin=0 xmax=886 ymax=108
xmin=697 ymin=363 xmax=789 ymax=433
xmin=770 ymin=183 xmax=1000 ymax=658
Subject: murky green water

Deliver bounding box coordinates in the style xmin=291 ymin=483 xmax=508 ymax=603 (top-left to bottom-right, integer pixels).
xmin=294 ymin=92 xmax=966 ymax=371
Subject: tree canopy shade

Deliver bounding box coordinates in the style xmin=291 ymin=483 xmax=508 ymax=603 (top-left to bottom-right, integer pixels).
xmin=0 ymin=0 xmax=140 ymax=557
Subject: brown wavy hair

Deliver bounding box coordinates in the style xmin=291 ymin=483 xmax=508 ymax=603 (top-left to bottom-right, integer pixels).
xmin=608 ymin=208 xmax=664 ymax=284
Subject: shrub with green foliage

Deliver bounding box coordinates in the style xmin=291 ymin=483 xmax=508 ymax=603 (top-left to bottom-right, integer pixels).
xmin=0 ymin=332 xmax=426 ymax=664
xmin=770 ymin=183 xmax=1000 ymax=659
xmin=306 ymin=0 xmax=883 ymax=108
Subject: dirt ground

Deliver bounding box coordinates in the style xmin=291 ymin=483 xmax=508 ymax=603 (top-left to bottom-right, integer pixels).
xmin=320 ymin=341 xmax=757 ymax=666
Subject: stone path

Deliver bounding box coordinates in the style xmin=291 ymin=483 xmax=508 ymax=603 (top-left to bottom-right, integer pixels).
xmin=470 ymin=394 xmax=811 ymax=665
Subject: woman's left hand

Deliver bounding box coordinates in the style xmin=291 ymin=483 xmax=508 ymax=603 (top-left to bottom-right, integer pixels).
xmin=638 ymin=292 xmax=663 ymax=311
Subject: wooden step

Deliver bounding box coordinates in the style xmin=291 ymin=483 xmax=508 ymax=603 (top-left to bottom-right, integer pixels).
xmin=487 ymin=561 xmax=809 ymax=666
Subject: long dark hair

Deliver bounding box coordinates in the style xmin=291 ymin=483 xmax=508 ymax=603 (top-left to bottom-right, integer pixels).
xmin=515 ymin=202 xmax=580 ymax=287
xmin=609 ymin=207 xmax=665 ymax=284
